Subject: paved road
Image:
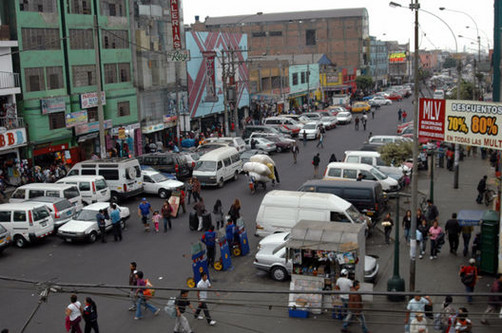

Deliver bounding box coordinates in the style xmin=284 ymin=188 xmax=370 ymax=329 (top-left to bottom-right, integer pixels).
xmin=0 ymin=99 xmax=417 ymax=332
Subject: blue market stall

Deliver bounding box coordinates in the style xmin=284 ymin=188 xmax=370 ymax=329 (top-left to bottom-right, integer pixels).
xmin=213 ymin=235 xmax=233 ymax=271
xmin=186 ymin=242 xmax=209 ymax=288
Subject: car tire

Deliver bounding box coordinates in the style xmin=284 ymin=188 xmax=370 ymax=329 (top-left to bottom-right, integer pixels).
xmin=271 ymin=266 xmax=288 ymax=281
xmin=14 ymin=235 xmax=27 ymax=248
xmin=88 ymin=231 xmax=97 ymax=243
xmin=217 ymin=178 xmax=224 ymax=188
xmin=159 ymin=189 xmax=168 ymax=199
xmin=276 ymin=146 xmax=283 ymax=153
xmin=121 ymin=219 xmax=126 ymax=229
xmin=110 ymin=192 xmax=120 ymax=203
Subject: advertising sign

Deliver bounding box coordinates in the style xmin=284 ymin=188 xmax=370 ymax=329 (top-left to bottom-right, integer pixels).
xmin=202 ymin=51 xmax=217 ymax=102
xmin=65 ymin=110 xmax=88 ymax=128
xmin=0 ymin=128 xmax=27 ymax=151
xmin=418 ymin=98 xmax=446 ymax=141
xmin=169 ymin=0 xmax=182 ymax=49
xmin=75 ymin=119 xmax=112 ymax=136
xmin=80 ymin=92 xmax=106 ymax=109
xmin=419 ymin=98 xmax=502 ymax=149
xmin=141 ymin=122 xmax=165 ymax=134
xmin=41 ymin=97 xmax=66 ymax=114
xmin=389 ymin=52 xmax=407 ymax=63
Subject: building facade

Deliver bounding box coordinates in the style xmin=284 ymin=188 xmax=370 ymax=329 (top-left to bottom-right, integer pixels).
xmin=387 ymin=41 xmax=411 ymax=85
xmin=192 ymin=8 xmax=370 ymax=72
xmin=3 ymin=0 xmax=139 ymax=165
xmin=369 ymin=36 xmax=388 ymax=88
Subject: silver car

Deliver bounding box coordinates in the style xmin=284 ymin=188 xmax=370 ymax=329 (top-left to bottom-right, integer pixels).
xmin=26 ymin=197 xmax=77 ymax=230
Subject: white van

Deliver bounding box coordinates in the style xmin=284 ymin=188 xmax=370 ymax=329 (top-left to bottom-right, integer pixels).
xmin=433 ymin=89 xmax=445 ymax=99
xmin=10 ymin=183 xmax=83 ymax=211
xmin=57 ymin=175 xmax=111 ymax=205
xmin=255 ymin=190 xmax=369 ymax=237
xmin=323 ymin=162 xmax=400 ymax=192
xmin=67 ymin=158 xmax=143 ymax=202
xmin=204 ymin=137 xmax=246 ymax=152
xmin=343 ymin=151 xmax=409 ymax=180
xmin=0 ymin=202 xmax=54 ymax=248
xmin=192 ymin=147 xmax=242 ymax=187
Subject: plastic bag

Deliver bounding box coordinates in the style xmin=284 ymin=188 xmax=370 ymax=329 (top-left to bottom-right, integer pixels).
xmin=164 ymin=297 xmax=177 ymax=318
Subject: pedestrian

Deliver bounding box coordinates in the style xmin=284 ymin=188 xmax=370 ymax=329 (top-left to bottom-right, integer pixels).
xmin=174 ymin=290 xmax=196 ymax=333
xmin=425 ymin=199 xmax=439 ymax=224
xmin=410 ymin=312 xmax=428 ymax=333
xmin=193 ymin=197 xmax=206 ymax=231
xmin=418 ymin=217 xmax=429 ymax=259
xmin=128 ymin=262 xmax=138 ymax=311
xmin=213 ymin=199 xmax=224 ymax=229
xmin=201 ymin=226 xmax=217 ymax=267
xmin=476 ymin=175 xmax=487 ymax=204
xmin=312 ymin=153 xmax=320 ymax=178
xmin=398 ymin=108 xmax=403 ymax=121
xmin=403 ymin=110 xmax=408 ymax=123
xmin=382 ymin=212 xmax=393 ymax=244
xmin=459 ymin=258 xmax=478 ymax=304
xmin=439 ymin=296 xmax=456 ymax=332
xmin=179 ymin=187 xmax=186 ymax=214
xmin=291 ymin=141 xmax=299 ymax=164
xmin=362 ymin=113 xmax=368 ymax=131
xmin=302 ymin=130 xmax=307 ymax=146
xmin=134 ymin=271 xmax=160 ymax=320
xmin=96 ymin=209 xmax=106 ymax=243
xmin=83 ymin=297 xmax=99 ymax=333
xmin=446 ymin=148 xmax=454 ymax=171
xmin=186 ymin=178 xmax=193 ymax=204
xmin=329 ymin=153 xmax=337 ymax=163
xmin=194 ymin=273 xmax=217 ymax=326
xmin=453 ymin=308 xmax=472 ymax=332
xmin=335 ymin=268 xmax=353 ymax=318
xmin=316 ymin=131 xmax=324 ymax=148
xmin=445 ymin=213 xmax=461 ymax=254
xmin=228 ymin=198 xmax=241 ymax=224
xmin=371 ymin=108 xmax=375 ymax=119
xmin=138 ymin=198 xmax=153 ymax=232
xmin=428 ymin=219 xmax=443 ymax=260
xmin=461 ymin=225 xmax=474 ymax=257
xmin=192 ymin=176 xmax=202 ymax=202
xmin=225 ymin=218 xmax=236 ymax=246
xmin=402 ymin=209 xmax=412 ymax=243
xmin=65 ymin=294 xmax=83 ymax=333
xmin=405 ymin=293 xmax=432 ymax=333
xmin=110 ymin=203 xmax=122 ymax=241
xmin=152 ymin=210 xmax=160 ymax=233
xmin=481 ymin=273 xmax=502 ymax=325
xmin=341 ymin=280 xmax=369 ymax=333
xmin=161 ymin=200 xmax=172 ymax=232
xmin=354 ymin=116 xmax=360 ymax=130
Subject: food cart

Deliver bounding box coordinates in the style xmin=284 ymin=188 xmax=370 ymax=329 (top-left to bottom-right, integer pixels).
xmin=285 ymin=220 xmax=366 ymax=318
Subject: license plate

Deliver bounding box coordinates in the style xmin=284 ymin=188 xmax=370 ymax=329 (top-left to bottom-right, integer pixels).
xmin=41 ymin=222 xmax=47 ymax=227
xmin=66 ymin=211 xmax=72 ymax=216
xmin=66 ymin=238 xmax=72 ymax=242
xmin=201 ymin=183 xmax=206 ymax=186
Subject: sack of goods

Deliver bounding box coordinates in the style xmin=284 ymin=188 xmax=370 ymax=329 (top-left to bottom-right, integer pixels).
xmin=243 ymin=154 xmax=276 ymax=183
xmin=381 ymin=221 xmax=392 ymax=227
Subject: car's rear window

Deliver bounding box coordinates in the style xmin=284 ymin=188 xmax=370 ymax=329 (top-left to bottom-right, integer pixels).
xmin=55 ymin=200 xmax=72 ymax=211
xmin=99 ymin=169 xmax=119 ymax=180
xmin=64 ymin=187 xmax=80 ymax=199
xmin=33 ymin=207 xmax=50 ymax=221
xmin=95 ymin=179 xmax=107 ymax=190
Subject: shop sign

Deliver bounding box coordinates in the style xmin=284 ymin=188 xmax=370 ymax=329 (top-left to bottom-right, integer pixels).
xmin=141 ymin=122 xmax=165 ymax=134
xmin=163 ymin=115 xmax=178 ymax=123
xmin=0 ymin=128 xmax=27 ymax=150
xmin=110 ymin=123 xmax=140 ymax=136
xmin=419 ymin=98 xmax=502 ymax=149
xmin=65 ymin=111 xmax=88 ymax=128
xmin=75 ymin=119 xmax=112 ymax=136
xmin=169 ymin=0 xmax=182 ymax=49
xmin=389 ymin=52 xmax=407 ymax=63
xmin=80 ymin=92 xmax=106 ymax=109
xmin=118 ymin=127 xmax=126 ymax=140
xmin=41 ymin=97 xmax=66 ymax=114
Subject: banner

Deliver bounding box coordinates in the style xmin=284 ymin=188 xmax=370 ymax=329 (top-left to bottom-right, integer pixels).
xmin=419 ymin=98 xmax=502 ymax=149
xmin=202 ymin=51 xmax=217 ymax=102
xmin=65 ymin=110 xmax=88 ymax=128
xmin=170 ymin=0 xmax=182 ymax=49
xmin=0 ymin=128 xmax=27 ymax=150
xmin=389 ymin=52 xmax=407 ymax=63
xmin=80 ymin=92 xmax=106 ymax=109
xmin=41 ymin=97 xmax=66 ymax=114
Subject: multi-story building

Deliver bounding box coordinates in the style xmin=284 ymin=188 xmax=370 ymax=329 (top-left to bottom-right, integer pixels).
xmin=192 ymin=8 xmax=370 ymax=72
xmin=131 ymin=0 xmax=188 ymax=148
xmin=387 ymin=41 xmax=411 ymax=85
xmin=3 ymin=0 xmax=139 ymax=164
xmin=369 ymin=36 xmax=388 ymax=88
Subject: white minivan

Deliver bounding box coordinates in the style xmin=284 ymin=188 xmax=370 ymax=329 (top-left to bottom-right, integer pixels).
xmin=204 ymin=137 xmax=246 ymax=152
xmin=192 ymin=147 xmax=242 ymax=187
xmin=323 ymin=162 xmax=400 ymax=192
xmin=343 ymin=151 xmax=409 ymax=180
xmin=255 ymin=190 xmax=369 ymax=237
xmin=57 ymin=175 xmax=111 ymax=205
xmin=0 ymin=202 xmax=54 ymax=248
xmin=10 ymin=183 xmax=84 ymax=211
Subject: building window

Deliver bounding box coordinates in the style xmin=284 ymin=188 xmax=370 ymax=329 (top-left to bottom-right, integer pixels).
xmin=104 ymin=64 xmax=117 ymax=84
xmin=269 ymin=31 xmax=282 ymax=37
xmin=69 ymin=0 xmax=91 ymax=14
xmin=252 ymin=32 xmax=266 ymax=38
xmin=292 ymin=73 xmax=298 ymax=86
xmin=117 ymin=101 xmax=130 ymax=117
xmin=101 ymin=0 xmax=125 ymax=17
xmin=46 ymin=66 xmax=64 ymax=90
xmin=49 ymin=112 xmax=66 ymax=130
xmin=87 ymin=108 xmax=98 ymax=122
xmin=73 ymin=65 xmax=96 ymax=87
xmin=20 ymin=0 xmax=56 ymax=13
xmin=21 ymin=28 xmax=61 ymax=50
xmin=306 ymin=29 xmax=316 ymax=46
xmin=300 ymin=72 xmax=306 ymax=84
xmin=101 ymin=30 xmax=128 ymax=49
xmin=118 ymin=63 xmax=130 ymax=82
xmin=69 ymin=29 xmax=94 ymax=49
xmin=24 ymin=67 xmax=45 ymax=92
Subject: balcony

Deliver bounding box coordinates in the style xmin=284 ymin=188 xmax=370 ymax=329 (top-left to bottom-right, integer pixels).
xmin=0 ymin=72 xmax=20 ymax=90
xmin=0 ymin=25 xmax=9 ymax=41
xmin=0 ymin=117 xmax=25 ymax=130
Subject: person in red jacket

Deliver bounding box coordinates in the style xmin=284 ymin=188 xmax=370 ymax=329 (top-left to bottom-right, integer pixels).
xmin=459 ymin=258 xmax=478 ymax=304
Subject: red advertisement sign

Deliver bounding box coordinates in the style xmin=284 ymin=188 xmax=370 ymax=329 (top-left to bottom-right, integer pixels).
xmin=170 ymin=0 xmax=182 ymax=49
xmin=418 ymin=98 xmax=446 ymax=141
xmin=202 ymin=51 xmax=217 ymax=102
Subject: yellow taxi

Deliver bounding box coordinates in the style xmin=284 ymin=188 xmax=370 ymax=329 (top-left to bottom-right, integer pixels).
xmin=351 ymin=102 xmax=371 ymax=113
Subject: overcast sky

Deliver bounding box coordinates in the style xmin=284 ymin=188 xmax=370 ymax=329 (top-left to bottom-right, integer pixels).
xmin=183 ymin=0 xmax=493 ymax=54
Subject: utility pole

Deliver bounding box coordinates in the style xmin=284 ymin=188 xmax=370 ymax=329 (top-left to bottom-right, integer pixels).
xmin=230 ymin=48 xmax=237 ymax=135
xmin=93 ymin=14 xmax=106 ymax=159
xmin=222 ymin=50 xmax=229 ymax=136
xmin=453 ymin=59 xmax=462 ymax=188
xmin=175 ymin=61 xmax=180 ymax=141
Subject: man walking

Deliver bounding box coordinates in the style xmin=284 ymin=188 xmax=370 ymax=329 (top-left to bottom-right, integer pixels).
xmin=96 ymin=209 xmax=106 ymax=243
xmin=128 ymin=262 xmax=138 ymax=311
xmin=174 ymin=290 xmax=196 ymax=333
xmin=192 ymin=176 xmax=202 ymax=202
xmin=341 ymin=280 xmax=369 ymax=333
xmin=138 ymin=198 xmax=153 ymax=232
xmin=481 ymin=273 xmax=502 ymax=325
xmin=425 ymin=200 xmax=439 ymax=224
xmin=201 ymin=226 xmax=216 ymax=267
xmin=302 ymin=130 xmax=307 ymax=146
xmin=402 ymin=110 xmax=408 ymax=123
xmin=291 ymin=142 xmax=299 ymax=164
xmin=335 ymin=268 xmax=353 ymax=317
xmin=445 ymin=213 xmax=461 ymax=254
xmin=405 ymin=293 xmax=432 ymax=333
xmin=194 ymin=273 xmax=217 ymax=326
xmin=459 ymin=258 xmax=478 ymax=304
xmin=110 ymin=204 xmax=122 ymax=241
xmin=476 ymin=175 xmax=487 ymax=204
xmin=461 ymin=225 xmax=474 ymax=257
xmin=134 ymin=271 xmax=160 ymax=320
xmin=316 ymin=132 xmax=324 ymax=148
xmin=398 ymin=108 xmax=402 ymax=121
xmin=312 ymin=153 xmax=320 ymax=178
xmin=194 ymin=197 xmax=206 ymax=231
xmin=354 ymin=116 xmax=360 ymax=130
xmin=362 ymin=113 xmax=368 ymax=131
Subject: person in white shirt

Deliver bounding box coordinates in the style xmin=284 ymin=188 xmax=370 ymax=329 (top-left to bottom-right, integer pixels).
xmin=335 ymin=269 xmax=353 ymax=318
xmin=194 ymin=273 xmax=216 ymax=326
xmin=410 ymin=312 xmax=428 ymax=333
xmin=65 ymin=294 xmax=83 ymax=333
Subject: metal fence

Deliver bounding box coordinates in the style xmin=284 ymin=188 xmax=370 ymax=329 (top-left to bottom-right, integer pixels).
xmin=0 ymin=72 xmax=20 ymax=89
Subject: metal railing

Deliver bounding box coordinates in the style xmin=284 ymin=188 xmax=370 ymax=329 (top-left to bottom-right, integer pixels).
xmin=0 ymin=72 xmax=20 ymax=89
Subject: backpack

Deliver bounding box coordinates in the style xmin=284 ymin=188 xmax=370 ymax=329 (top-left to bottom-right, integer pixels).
xmin=164 ymin=297 xmax=177 ymax=318
xmin=461 ymin=271 xmax=475 ymax=286
xmin=143 ymin=279 xmax=155 ymax=299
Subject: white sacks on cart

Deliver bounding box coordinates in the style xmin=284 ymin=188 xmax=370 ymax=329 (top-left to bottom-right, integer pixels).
xmin=243 ymin=154 xmax=276 ymax=183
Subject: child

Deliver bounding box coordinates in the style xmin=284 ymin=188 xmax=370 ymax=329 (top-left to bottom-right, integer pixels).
xmin=152 ymin=211 xmax=161 ymax=232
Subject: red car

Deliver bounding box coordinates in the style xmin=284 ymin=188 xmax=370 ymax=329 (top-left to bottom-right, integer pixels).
xmin=400 ymin=126 xmax=429 ymax=144
xmin=397 ymin=121 xmax=413 ymax=134
xmin=386 ymin=92 xmax=403 ymax=101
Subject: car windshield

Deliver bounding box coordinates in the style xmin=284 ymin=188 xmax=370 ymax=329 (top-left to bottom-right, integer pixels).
xmin=76 ymin=209 xmax=99 ymax=222
xmin=151 ymin=173 xmax=169 ymax=182
xmin=346 ymin=205 xmax=367 ymax=224
xmin=195 ymin=161 xmax=217 ymax=171
xmin=339 ymin=112 xmax=350 ymax=117
xmin=370 ymin=167 xmax=388 ymax=180
xmin=303 ymin=124 xmax=317 ymax=129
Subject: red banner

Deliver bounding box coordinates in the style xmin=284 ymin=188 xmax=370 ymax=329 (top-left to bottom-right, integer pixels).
xmin=418 ymin=98 xmax=446 ymax=141
xmin=203 ymin=51 xmax=217 ymax=102
xmin=170 ymin=0 xmax=182 ymax=49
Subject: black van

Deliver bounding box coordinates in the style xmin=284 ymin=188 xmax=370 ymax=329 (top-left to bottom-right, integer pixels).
xmin=298 ymin=179 xmax=387 ymax=221
xmin=137 ymin=153 xmax=191 ymax=180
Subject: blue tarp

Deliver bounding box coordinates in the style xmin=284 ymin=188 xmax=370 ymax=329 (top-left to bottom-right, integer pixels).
xmin=457 ymin=210 xmax=485 ymax=226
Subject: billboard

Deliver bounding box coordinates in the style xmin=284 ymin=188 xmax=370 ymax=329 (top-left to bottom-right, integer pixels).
xmin=389 ymin=52 xmax=407 ymax=63
xmin=419 ymin=98 xmax=502 ymax=149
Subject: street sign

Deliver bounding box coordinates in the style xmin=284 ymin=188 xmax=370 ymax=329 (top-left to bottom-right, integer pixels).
xmin=167 ymin=49 xmax=190 ymax=62
xmin=418 ymin=98 xmax=446 ymax=141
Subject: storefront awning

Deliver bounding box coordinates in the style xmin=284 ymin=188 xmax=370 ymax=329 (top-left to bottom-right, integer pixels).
xmin=286 ymin=220 xmax=364 ymax=252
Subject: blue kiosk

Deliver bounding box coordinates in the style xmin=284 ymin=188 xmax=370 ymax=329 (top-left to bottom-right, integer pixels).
xmin=186 ymin=242 xmax=209 ymax=288
xmin=214 ymin=235 xmax=233 ymax=271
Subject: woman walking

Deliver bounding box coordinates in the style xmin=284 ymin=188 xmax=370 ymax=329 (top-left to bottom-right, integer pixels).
xmin=161 ymin=200 xmax=172 ymax=231
xmin=382 ymin=212 xmax=393 ymax=245
xmin=65 ymin=294 xmax=83 ymax=333
xmin=228 ymin=199 xmax=241 ymax=224
xmin=402 ymin=210 xmax=412 ymax=243
xmin=428 ymin=219 xmax=443 ymax=260
xmin=213 ymin=199 xmax=224 ymax=229
xmin=83 ymin=297 xmax=99 ymax=333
